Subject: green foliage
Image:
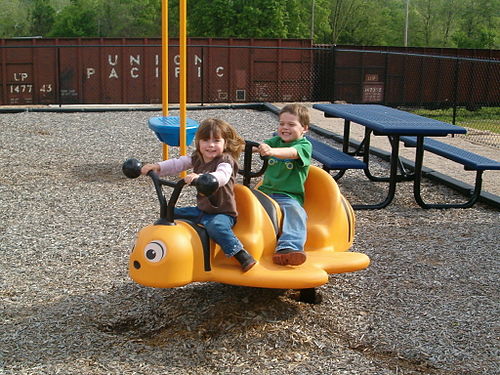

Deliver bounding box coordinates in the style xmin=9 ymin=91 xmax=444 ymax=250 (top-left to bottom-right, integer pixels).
xmin=187 ymin=0 xmax=303 ymax=38
xmin=0 ymin=0 xmax=497 ymax=49
xmin=410 ymin=107 xmax=500 ymax=134
xmin=331 ymin=0 xmax=402 ymax=45
xmin=452 ymin=29 xmax=497 ymax=49
xmin=309 ymin=0 xmax=333 ymax=43
xmin=99 ymin=0 xmax=161 ymax=37
xmin=30 ymin=0 xmax=55 ymax=36
xmin=450 ymin=0 xmax=499 ymax=49
xmin=49 ymin=0 xmax=100 ymax=37
xmin=0 ymin=0 xmax=30 ymax=37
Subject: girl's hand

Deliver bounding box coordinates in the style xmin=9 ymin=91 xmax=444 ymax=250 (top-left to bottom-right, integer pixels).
xmin=141 ymin=163 xmax=160 ymax=175
xmin=184 ymin=173 xmax=199 ymax=185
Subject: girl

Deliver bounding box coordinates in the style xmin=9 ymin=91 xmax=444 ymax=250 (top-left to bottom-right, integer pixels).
xmin=141 ymin=118 xmax=256 ymax=272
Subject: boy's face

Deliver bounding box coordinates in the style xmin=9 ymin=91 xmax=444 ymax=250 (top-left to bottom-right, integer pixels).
xmin=277 ymin=112 xmax=307 ymax=143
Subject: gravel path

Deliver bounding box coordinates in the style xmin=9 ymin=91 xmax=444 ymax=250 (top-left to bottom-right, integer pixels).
xmin=1 ymin=109 xmax=498 ymax=375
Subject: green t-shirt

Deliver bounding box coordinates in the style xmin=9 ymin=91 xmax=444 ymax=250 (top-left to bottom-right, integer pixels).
xmin=258 ymin=136 xmax=312 ymax=205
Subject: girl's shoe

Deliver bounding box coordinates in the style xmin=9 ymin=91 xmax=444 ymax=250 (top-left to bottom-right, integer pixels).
xmin=234 ymin=249 xmax=256 ymax=272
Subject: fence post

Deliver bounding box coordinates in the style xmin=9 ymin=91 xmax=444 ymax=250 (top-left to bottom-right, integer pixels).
xmin=452 ymin=57 xmax=460 ymax=125
xmin=383 ymin=51 xmax=389 ymax=105
xmin=331 ymin=45 xmax=337 ymax=102
xmin=200 ymin=46 xmax=204 ymax=105
xmin=56 ymin=46 xmax=61 ymax=107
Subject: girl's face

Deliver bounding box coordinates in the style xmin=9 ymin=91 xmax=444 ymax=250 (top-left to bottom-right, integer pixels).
xmin=277 ymin=112 xmax=306 ymax=143
xmin=198 ymin=133 xmax=225 ymax=162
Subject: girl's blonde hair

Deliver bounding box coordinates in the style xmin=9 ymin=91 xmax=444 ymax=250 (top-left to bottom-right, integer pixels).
xmin=193 ymin=118 xmax=245 ymax=160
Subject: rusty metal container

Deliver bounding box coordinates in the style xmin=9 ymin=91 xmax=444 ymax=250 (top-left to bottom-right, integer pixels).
xmin=330 ymin=45 xmax=499 ymax=107
xmin=0 ymin=37 xmax=312 ymax=105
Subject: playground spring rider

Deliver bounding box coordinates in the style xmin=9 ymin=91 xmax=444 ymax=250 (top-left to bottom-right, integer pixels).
xmin=122 ymin=141 xmax=370 ymax=303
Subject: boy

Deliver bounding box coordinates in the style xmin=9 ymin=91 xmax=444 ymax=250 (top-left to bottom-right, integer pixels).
xmin=257 ymin=104 xmax=312 ymax=266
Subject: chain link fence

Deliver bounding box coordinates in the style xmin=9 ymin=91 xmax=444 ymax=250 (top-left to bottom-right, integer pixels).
xmin=1 ymin=40 xmax=498 ymax=147
xmin=195 ymin=45 xmax=499 ymax=148
xmin=310 ymin=47 xmax=499 ymax=148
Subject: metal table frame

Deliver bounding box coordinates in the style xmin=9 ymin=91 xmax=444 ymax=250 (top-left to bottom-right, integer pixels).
xmin=312 ymin=104 xmax=467 ymax=209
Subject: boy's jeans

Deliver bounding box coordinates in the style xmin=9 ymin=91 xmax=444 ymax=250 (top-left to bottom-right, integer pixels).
xmin=270 ymin=193 xmax=308 ymax=252
xmin=174 ymin=207 xmax=243 ymax=257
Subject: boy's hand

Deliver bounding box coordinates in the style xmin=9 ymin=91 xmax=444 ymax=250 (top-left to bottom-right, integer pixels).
xmin=184 ymin=173 xmax=199 ymax=185
xmin=258 ymin=143 xmax=273 ymax=157
xmin=259 ymin=143 xmax=298 ymax=159
xmin=141 ymin=163 xmax=160 ymax=175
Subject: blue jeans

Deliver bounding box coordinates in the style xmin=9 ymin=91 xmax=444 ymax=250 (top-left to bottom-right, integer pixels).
xmin=174 ymin=207 xmax=243 ymax=257
xmin=270 ymin=194 xmax=307 ymax=252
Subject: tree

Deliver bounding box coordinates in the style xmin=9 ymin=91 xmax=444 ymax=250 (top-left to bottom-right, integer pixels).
xmin=48 ymin=0 xmax=100 ymax=37
xmin=98 ymin=0 xmax=161 ymax=37
xmin=328 ymin=0 xmax=366 ymax=44
xmin=0 ymin=0 xmax=496 ymax=48
xmin=0 ymin=0 xmax=30 ymax=37
xmin=434 ymin=0 xmax=459 ymax=47
xmin=187 ymin=0 xmax=305 ymax=39
xmin=414 ymin=0 xmax=435 ymax=45
xmin=187 ymin=0 xmax=238 ymax=37
xmin=134 ymin=0 xmax=161 ymax=37
xmin=325 ymin=0 xmax=405 ymax=46
xmin=308 ymin=0 xmax=333 ymax=43
xmin=30 ymin=0 xmax=56 ymax=37
xmin=451 ymin=0 xmax=498 ymax=48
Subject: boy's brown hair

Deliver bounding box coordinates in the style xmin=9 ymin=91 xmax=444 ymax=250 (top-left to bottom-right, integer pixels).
xmin=279 ymin=103 xmax=310 ymax=129
xmin=194 ymin=118 xmax=245 ymax=160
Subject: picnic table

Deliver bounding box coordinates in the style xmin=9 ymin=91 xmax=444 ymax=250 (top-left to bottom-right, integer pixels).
xmin=312 ymin=104 xmax=467 ymax=209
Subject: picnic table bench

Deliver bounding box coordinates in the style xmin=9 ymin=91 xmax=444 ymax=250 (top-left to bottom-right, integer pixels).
xmin=400 ymin=136 xmax=500 ymax=208
xmin=306 ymin=136 xmax=366 ymax=180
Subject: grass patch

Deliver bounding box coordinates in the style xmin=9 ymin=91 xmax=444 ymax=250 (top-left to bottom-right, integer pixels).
xmin=407 ymin=107 xmax=500 ymax=134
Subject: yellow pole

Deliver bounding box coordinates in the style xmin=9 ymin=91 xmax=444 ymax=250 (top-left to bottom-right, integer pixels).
xmin=161 ymin=0 xmax=169 ymax=160
xmin=179 ymin=0 xmax=187 ymax=159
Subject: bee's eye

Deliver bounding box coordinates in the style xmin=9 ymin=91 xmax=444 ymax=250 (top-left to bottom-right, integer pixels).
xmin=143 ymin=241 xmax=166 ymax=263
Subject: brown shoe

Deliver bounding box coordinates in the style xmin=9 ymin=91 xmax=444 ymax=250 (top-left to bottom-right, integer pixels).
xmin=272 ymin=249 xmax=306 ymax=266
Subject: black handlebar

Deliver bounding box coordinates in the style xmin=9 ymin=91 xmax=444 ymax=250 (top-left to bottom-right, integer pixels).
xmin=123 ymin=139 xmax=267 ymax=224
xmin=122 ymin=158 xmax=218 ymax=225
xmin=146 ymin=171 xmax=185 ymax=225
xmin=239 ymin=140 xmax=268 ymax=186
